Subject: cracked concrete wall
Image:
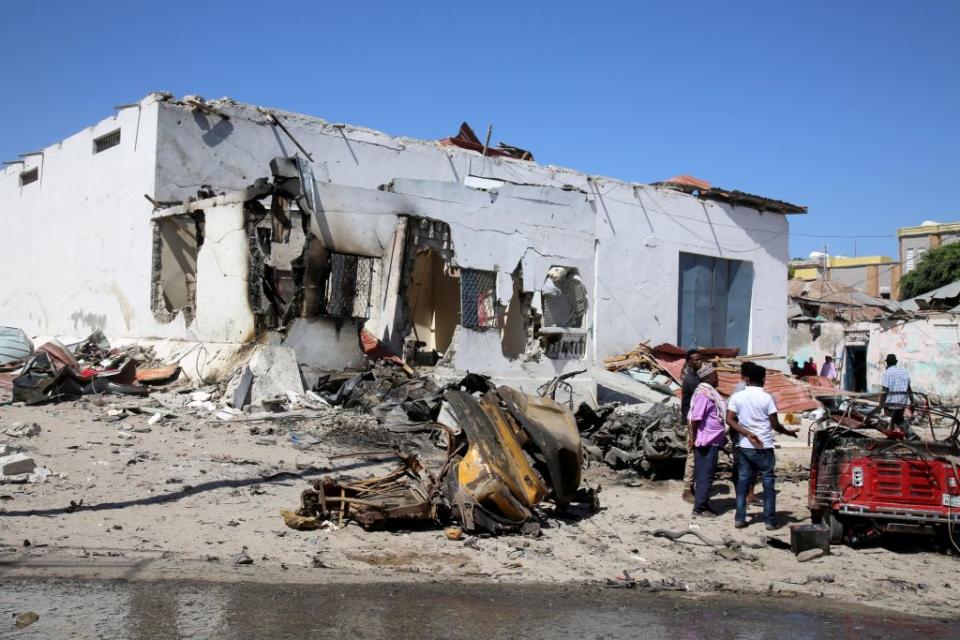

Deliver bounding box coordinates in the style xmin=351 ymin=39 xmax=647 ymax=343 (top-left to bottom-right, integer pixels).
xmin=0 ymin=94 xmax=790 ymax=365
xmin=309 ymin=179 xmax=594 ymax=378
xmin=154 ymin=98 xmax=790 ymax=361
xmin=0 ymin=94 xmax=194 ymax=342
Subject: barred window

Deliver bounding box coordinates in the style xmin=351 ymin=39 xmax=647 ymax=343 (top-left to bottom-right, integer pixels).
xmin=320 ymin=252 xmax=375 ymax=319
xmin=460 ymin=269 xmax=498 ymax=330
xmin=541 ymin=267 xmax=587 ymax=328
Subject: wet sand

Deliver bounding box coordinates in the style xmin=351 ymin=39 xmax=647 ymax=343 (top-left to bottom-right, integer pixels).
xmin=1 ymin=578 xmax=958 ymax=639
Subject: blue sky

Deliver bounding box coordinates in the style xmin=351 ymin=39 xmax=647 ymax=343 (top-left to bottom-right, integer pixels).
xmin=3 ymin=1 xmax=958 ymax=259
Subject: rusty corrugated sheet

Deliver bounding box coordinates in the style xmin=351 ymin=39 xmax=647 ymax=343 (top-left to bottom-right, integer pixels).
xmin=653 ymin=175 xmax=806 ymax=215
xmin=651 ymin=351 xmax=822 ymax=413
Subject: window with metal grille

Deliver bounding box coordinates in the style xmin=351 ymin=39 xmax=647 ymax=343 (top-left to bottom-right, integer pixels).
xmin=460 ymin=269 xmax=498 ymax=330
xmin=320 ymin=253 xmax=375 ymax=319
xmin=19 ymin=168 xmax=38 ymax=186
xmin=542 ymin=267 xmax=588 ymax=328
xmin=93 ymin=129 xmax=121 ymax=153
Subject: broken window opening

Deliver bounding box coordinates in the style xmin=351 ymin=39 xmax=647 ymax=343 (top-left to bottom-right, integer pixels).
xmin=93 ymin=129 xmax=121 ymax=153
xmin=151 ymin=212 xmax=203 ymax=324
xmin=404 ymin=247 xmax=460 ymax=362
xmin=19 ymin=168 xmax=38 ymax=186
xmin=539 ymin=266 xmax=588 ymax=360
xmin=542 ymin=267 xmax=587 ymax=329
xmin=460 ymin=269 xmax=498 ymax=331
xmin=501 ymin=264 xmax=536 ymax=360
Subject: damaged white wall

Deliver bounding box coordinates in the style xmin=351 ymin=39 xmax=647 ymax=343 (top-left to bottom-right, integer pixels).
xmin=788 ymin=316 xmax=960 ymax=401
xmin=152 ymin=97 xmax=792 ymax=361
xmin=0 ymin=93 xmax=794 ymax=380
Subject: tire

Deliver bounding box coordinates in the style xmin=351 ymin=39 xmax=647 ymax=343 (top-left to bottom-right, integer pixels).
xmin=822 ymin=509 xmax=844 ymax=544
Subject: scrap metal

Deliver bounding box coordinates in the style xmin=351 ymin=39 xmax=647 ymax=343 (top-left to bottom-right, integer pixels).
xmin=294 ymin=377 xmax=593 ymax=535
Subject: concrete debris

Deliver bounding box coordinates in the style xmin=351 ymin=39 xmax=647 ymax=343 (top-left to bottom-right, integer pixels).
xmin=248 ymin=346 xmax=305 ymax=410
xmin=1 ymin=453 xmax=37 ymax=476
xmin=797 ymin=548 xmax=827 ymax=563
xmin=14 ymin=611 xmax=39 ymax=630
xmin=3 ymin=421 xmax=40 ymax=437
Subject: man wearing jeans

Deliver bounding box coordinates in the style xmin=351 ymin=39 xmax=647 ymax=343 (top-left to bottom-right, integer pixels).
xmin=726 ymin=365 xmax=799 ymax=530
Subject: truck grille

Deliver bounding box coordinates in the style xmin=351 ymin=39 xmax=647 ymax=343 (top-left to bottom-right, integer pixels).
xmin=873 ymin=460 xmax=938 ymax=502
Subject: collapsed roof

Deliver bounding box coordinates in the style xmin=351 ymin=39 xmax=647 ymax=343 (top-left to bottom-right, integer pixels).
xmin=899 ymin=279 xmax=960 ymax=313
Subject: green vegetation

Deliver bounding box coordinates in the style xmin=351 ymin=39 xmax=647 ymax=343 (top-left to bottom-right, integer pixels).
xmin=899 ymin=242 xmax=960 ymax=300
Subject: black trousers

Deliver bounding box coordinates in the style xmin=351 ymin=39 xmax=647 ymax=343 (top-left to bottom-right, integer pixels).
xmin=693 ymin=445 xmax=720 ymax=512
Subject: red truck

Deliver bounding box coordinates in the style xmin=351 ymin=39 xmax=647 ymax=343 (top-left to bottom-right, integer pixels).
xmin=808 ymin=393 xmax=960 ymax=548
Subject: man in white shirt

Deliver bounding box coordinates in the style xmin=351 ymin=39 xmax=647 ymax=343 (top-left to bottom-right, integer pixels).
xmin=725 ymin=365 xmax=799 ymax=530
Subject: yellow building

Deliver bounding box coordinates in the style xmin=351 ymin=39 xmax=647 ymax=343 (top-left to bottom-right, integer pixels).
xmin=790 ymin=255 xmax=900 ymax=299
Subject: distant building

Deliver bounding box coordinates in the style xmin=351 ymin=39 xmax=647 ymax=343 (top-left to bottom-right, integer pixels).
xmin=898 ymin=220 xmax=960 ymax=274
xmin=790 ymin=255 xmax=900 ymax=299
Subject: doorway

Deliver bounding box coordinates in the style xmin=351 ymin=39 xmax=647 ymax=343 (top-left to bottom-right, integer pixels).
xmin=843 ymin=345 xmax=868 ymax=392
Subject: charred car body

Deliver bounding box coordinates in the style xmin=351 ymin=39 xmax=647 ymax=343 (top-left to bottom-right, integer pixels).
xmin=809 ymin=393 xmax=960 ymax=547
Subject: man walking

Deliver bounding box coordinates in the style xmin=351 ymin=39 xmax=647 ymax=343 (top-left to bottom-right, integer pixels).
xmin=688 ymin=364 xmax=725 ymax=517
xmin=680 ymin=349 xmax=702 ymax=503
xmin=879 ymin=354 xmax=913 ymax=433
xmin=726 ymin=365 xmax=799 ymax=530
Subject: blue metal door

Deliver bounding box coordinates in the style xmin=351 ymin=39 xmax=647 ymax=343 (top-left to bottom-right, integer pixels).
xmin=678 ymin=253 xmax=753 ymax=351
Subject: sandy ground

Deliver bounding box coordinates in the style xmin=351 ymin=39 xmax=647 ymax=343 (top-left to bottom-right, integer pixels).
xmin=1 ymin=394 xmax=958 ymax=621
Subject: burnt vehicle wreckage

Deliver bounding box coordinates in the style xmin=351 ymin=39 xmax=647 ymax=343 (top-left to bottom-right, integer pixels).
xmin=809 ymin=392 xmax=960 ymax=549
xmin=576 ymin=402 xmax=688 ymax=477
xmin=295 ymin=372 xmax=598 ymax=535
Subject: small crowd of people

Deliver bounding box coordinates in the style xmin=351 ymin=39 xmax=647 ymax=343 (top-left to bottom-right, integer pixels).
xmin=789 ymin=355 xmax=837 ymax=380
xmin=680 ymin=350 xmax=915 ymax=527
xmin=680 ymin=351 xmax=798 ymax=529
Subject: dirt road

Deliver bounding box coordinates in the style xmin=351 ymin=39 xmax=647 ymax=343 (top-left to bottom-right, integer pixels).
xmin=1 ymin=397 xmax=957 ymax=621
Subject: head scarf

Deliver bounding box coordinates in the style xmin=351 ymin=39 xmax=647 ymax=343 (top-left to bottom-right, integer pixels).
xmin=692 ymin=364 xmax=725 ymax=422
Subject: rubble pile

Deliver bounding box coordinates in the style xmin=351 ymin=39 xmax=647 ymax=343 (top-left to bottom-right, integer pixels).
xmin=315 ymin=361 xmax=444 ymax=433
xmin=577 ymin=402 xmax=687 ymax=476
xmin=0 ymin=330 xmax=180 ymax=405
xmin=293 ymin=374 xmax=598 ymax=536
xmin=604 ymin=342 xmax=824 ymax=413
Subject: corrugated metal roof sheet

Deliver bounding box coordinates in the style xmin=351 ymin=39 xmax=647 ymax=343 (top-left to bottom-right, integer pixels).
xmin=653 ymin=176 xmax=806 ymax=215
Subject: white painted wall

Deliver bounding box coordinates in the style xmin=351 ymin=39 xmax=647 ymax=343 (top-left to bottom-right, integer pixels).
xmin=0 ymin=94 xmax=793 ymax=371
xmin=0 ymin=94 xmax=189 ymax=341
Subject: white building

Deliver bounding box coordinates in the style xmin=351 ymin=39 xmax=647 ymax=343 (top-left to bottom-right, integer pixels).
xmin=0 ymin=93 xmax=803 ymax=390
